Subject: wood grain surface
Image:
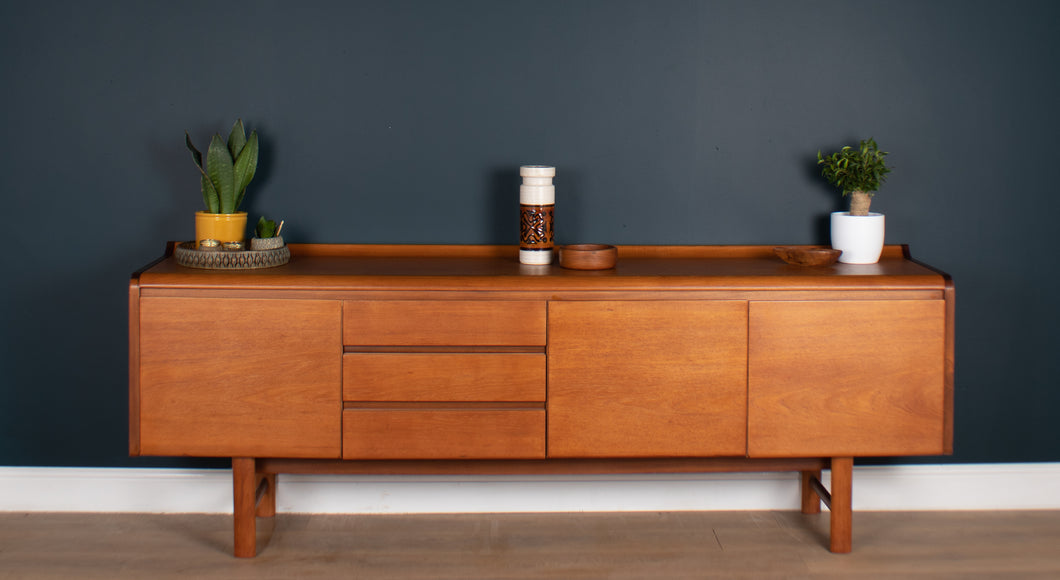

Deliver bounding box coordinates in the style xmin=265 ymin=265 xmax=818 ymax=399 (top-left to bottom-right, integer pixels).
xmin=343 ymin=353 xmax=545 ymax=401
xmin=343 ymin=300 xmax=546 ymax=346
xmin=138 ymin=297 xmax=342 ymax=458
xmin=342 ymin=408 xmax=545 ymax=459
xmin=5 ymin=511 xmax=1058 ymax=577
xmin=137 ymin=244 xmax=945 ymax=294
xmin=748 ymin=300 xmax=947 ymax=457
xmin=130 ymin=244 xmax=954 ymax=557
xmin=548 ymin=300 xmax=748 ymax=458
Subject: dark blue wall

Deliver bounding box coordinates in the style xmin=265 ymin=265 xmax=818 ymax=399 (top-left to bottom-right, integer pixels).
xmin=2 ymin=1 xmax=1058 ymax=467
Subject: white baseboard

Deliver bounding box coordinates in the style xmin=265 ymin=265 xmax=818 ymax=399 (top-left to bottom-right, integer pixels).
xmin=1 ymin=463 xmax=1057 ymax=514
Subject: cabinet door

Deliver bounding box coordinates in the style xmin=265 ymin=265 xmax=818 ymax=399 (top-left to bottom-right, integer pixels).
xmin=748 ymin=300 xmax=946 ymax=457
xmin=138 ymin=297 xmax=342 ymax=458
xmin=548 ymin=301 xmax=748 ymax=458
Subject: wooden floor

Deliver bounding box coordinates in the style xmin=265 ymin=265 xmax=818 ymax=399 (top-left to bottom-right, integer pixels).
xmin=1 ymin=511 xmax=1059 ymax=579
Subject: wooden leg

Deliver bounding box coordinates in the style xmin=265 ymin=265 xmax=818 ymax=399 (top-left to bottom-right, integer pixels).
xmin=232 ymin=457 xmax=258 ymax=558
xmin=829 ymin=457 xmax=853 ymax=553
xmin=800 ymin=469 xmax=822 ymax=514
xmin=256 ymin=473 xmax=277 ymax=518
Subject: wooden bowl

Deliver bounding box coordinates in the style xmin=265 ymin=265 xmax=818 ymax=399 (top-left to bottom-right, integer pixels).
xmin=558 ymin=244 xmax=617 ymax=270
xmin=774 ymin=246 xmax=841 ymax=267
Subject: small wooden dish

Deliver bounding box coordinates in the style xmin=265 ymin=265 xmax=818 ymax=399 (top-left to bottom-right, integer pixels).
xmin=774 ymin=246 xmax=841 ymax=267
xmin=558 ymin=244 xmax=617 ymax=270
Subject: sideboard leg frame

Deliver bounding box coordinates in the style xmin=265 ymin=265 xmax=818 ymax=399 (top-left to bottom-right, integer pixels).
xmin=803 ymin=459 xmax=853 ymax=553
xmin=800 ymin=469 xmax=822 ymax=514
xmin=232 ymin=458 xmax=273 ymax=558
xmin=828 ymin=457 xmax=853 ymax=553
xmin=257 ymin=472 xmax=277 ymax=518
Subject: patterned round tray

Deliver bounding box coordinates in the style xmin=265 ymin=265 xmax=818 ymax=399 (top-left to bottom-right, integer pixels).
xmin=174 ymin=241 xmax=290 ymax=269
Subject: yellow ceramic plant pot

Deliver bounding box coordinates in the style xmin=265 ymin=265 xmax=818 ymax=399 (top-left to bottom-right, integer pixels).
xmin=195 ymin=211 xmax=248 ymax=247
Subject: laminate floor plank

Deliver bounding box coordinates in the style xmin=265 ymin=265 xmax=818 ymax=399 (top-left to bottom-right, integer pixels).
xmin=1 ymin=511 xmax=1058 ymax=579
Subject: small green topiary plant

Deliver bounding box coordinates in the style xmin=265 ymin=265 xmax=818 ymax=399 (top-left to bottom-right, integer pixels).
xmin=186 ymin=119 xmax=259 ymax=214
xmin=817 ymin=138 xmax=890 ymax=216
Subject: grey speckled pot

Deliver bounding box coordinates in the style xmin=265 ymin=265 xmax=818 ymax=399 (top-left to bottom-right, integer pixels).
xmin=250 ymin=236 xmax=284 ymax=251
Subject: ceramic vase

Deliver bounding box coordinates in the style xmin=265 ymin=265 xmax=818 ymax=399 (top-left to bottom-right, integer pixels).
xmin=519 ymin=165 xmax=555 ymax=265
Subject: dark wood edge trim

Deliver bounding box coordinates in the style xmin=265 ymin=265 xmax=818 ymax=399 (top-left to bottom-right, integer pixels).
xmin=903 ymin=250 xmax=954 ymax=287
xmin=344 ymin=346 xmax=546 ymax=354
xmin=127 ymin=277 xmax=141 ymax=456
xmin=941 ymin=279 xmax=956 ymax=453
xmin=902 ymin=247 xmax=956 ymax=454
xmin=128 ymin=245 xmax=179 ymax=457
xmin=888 ymin=256 xmax=959 ymax=457
xmin=142 ymin=288 xmax=945 ymax=302
xmin=257 ymin=457 xmax=829 ymax=476
xmin=131 ymin=248 xmax=175 ymax=279
xmin=343 ymin=402 xmax=546 ymax=410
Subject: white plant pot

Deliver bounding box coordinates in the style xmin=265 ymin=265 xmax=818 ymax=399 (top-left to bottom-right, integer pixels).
xmin=830 ymin=211 xmax=885 ymax=264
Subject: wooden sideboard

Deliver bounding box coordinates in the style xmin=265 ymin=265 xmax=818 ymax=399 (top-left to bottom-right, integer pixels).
xmin=129 ymin=244 xmax=954 ymax=557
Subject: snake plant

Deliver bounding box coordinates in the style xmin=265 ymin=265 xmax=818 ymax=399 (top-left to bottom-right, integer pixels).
xmin=185 ymin=119 xmax=259 ymax=214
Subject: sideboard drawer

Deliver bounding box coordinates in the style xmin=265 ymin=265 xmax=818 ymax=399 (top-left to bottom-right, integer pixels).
xmin=342 ymin=407 xmax=545 ymax=459
xmin=343 ymin=353 xmax=545 ymax=401
xmin=343 ymin=300 xmax=546 ymax=346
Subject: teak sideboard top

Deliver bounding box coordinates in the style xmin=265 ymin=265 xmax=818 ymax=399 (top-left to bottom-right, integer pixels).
xmin=135 ymin=243 xmax=948 ymax=294
xmin=129 ymin=243 xmax=954 ymax=556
